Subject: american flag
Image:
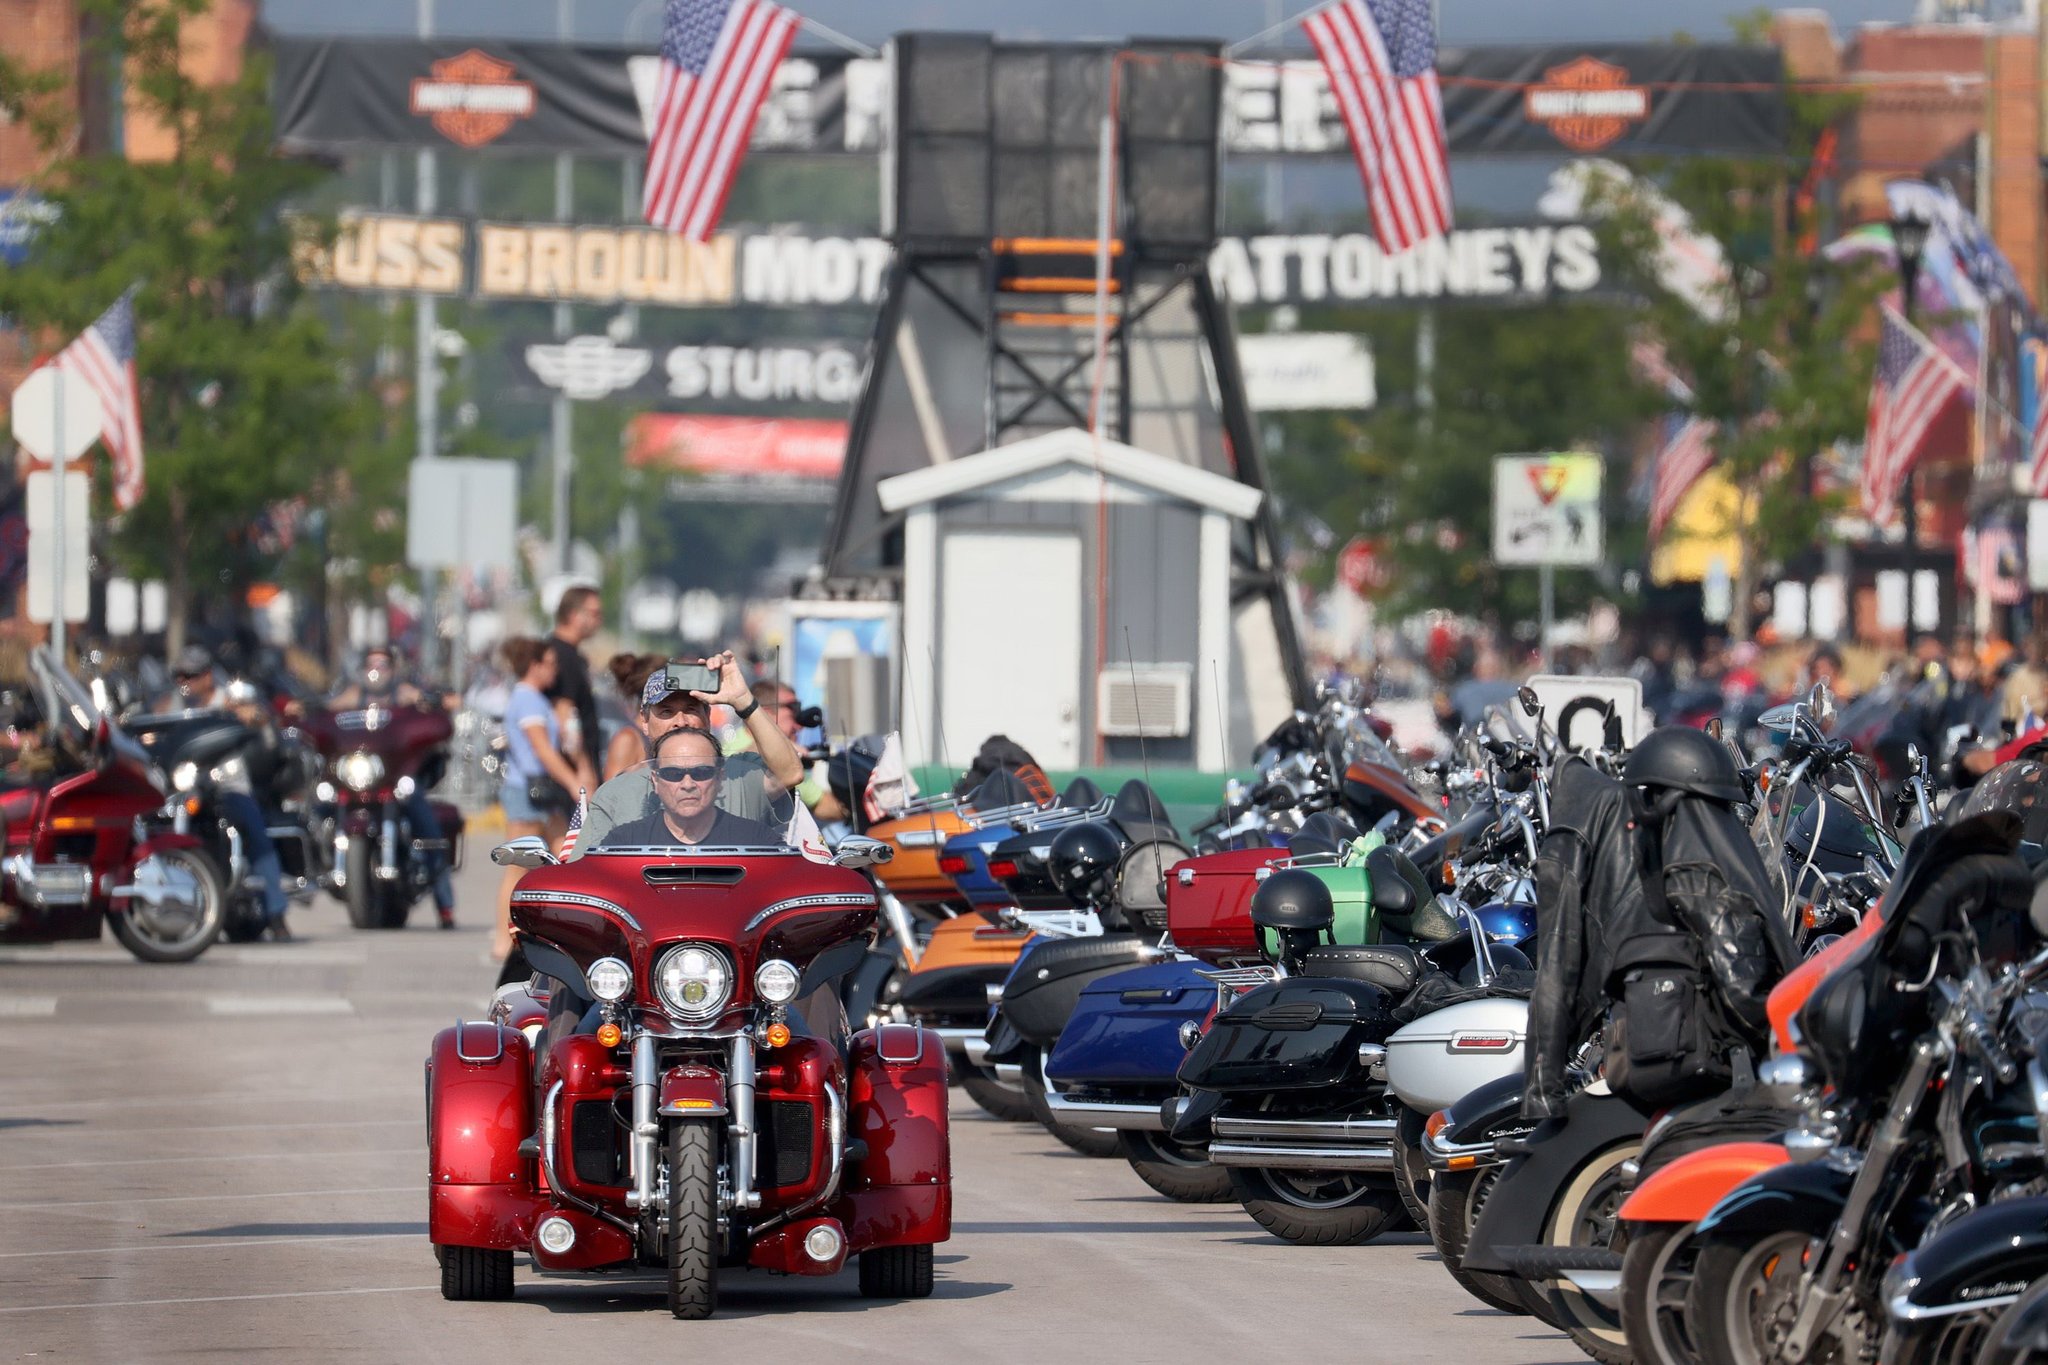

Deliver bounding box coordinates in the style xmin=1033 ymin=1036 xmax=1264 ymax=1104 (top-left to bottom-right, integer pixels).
xmin=1302 ymin=0 xmax=1453 ymax=254
xmin=55 ymin=288 xmax=144 ymax=511
xmin=1966 ymin=524 xmax=2025 ymax=607
xmin=1862 ymin=305 xmax=1972 ymax=524
xmin=558 ymin=788 xmax=587 ymax=858
xmin=1649 ymin=416 xmax=1716 ymax=541
xmin=2028 ymin=339 xmax=2048 ymax=495
xmin=642 ymin=0 xmax=799 ymax=240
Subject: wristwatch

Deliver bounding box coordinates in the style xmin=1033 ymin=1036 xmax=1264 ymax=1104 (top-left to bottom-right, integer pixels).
xmin=734 ymin=697 xmax=760 ymax=720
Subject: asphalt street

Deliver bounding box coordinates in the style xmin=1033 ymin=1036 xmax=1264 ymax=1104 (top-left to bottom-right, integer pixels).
xmin=0 ymin=858 xmax=1580 ymax=1364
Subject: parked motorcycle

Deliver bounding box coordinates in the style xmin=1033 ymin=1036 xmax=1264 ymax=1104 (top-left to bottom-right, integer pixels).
xmin=301 ymin=702 xmax=463 ymax=930
xmin=0 ymin=648 xmax=226 ymax=963
xmin=428 ymin=830 xmax=950 ymax=1320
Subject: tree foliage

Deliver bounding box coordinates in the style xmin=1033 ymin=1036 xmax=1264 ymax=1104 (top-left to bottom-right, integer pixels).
xmin=0 ymin=0 xmax=370 ymax=653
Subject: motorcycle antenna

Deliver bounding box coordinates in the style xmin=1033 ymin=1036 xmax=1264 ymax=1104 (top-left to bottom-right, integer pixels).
xmin=1124 ymin=628 xmax=1156 ymax=800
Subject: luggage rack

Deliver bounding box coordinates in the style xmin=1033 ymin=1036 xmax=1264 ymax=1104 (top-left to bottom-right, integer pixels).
xmin=1193 ymin=963 xmax=1281 ymax=1009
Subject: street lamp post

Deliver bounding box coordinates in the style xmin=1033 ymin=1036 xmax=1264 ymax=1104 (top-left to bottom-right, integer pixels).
xmin=1890 ymin=210 xmax=1931 ymax=626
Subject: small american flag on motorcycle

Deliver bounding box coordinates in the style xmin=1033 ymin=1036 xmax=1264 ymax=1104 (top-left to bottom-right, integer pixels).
xmin=558 ymin=788 xmax=587 ymax=857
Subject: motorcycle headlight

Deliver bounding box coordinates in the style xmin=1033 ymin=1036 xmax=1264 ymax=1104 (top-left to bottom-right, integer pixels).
xmin=171 ymin=761 xmax=199 ymax=792
xmin=586 ymin=956 xmax=633 ymax=1004
xmin=336 ymin=751 xmax=384 ymax=793
xmin=755 ymin=958 xmax=800 ymax=1005
xmin=655 ymin=943 xmax=733 ymax=1023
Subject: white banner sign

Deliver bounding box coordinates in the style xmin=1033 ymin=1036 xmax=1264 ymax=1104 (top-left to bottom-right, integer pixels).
xmin=1238 ymin=333 xmax=1375 ymax=411
xmin=1493 ymin=453 xmax=1604 ymax=567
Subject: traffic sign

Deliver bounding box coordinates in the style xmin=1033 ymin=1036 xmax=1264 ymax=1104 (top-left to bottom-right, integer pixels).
xmin=1525 ymin=674 xmax=1648 ymax=752
xmin=1492 ymin=453 xmax=1603 ymax=567
xmin=1337 ymin=536 xmax=1390 ymax=596
xmin=10 ymin=365 xmax=101 ymax=464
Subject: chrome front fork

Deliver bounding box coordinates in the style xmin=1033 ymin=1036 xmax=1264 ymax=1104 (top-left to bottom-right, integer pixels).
xmin=728 ymin=1033 xmax=759 ymax=1211
xmin=378 ymin=805 xmax=400 ymax=880
xmin=627 ymin=1033 xmax=659 ymax=1211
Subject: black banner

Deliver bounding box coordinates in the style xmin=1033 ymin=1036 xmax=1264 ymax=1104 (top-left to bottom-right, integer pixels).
xmin=271 ymin=38 xmax=1785 ymax=160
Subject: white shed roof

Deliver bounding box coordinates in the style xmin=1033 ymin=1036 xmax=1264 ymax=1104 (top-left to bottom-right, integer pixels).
xmin=875 ymin=427 xmax=1265 ymax=521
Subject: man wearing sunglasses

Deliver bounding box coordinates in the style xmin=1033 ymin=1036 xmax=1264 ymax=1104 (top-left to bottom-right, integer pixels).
xmin=598 ymin=727 xmax=783 ymax=848
xmin=573 ymin=651 xmax=805 ymax=854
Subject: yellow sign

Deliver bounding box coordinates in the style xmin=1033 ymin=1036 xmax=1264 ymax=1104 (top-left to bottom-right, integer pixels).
xmin=474 ymin=223 xmax=735 ymax=305
xmin=1650 ymin=467 xmax=1746 ymax=585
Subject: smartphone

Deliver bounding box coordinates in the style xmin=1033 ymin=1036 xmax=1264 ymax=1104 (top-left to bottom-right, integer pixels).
xmin=664 ymin=663 xmax=722 ymax=696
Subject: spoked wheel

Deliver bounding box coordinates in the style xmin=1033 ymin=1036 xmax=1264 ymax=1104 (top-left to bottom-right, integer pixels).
xmin=665 ymin=1122 xmax=720 ymax=1320
xmin=1020 ymin=1050 xmax=1119 ymax=1157
xmin=1226 ymin=1164 xmax=1403 ymax=1246
xmin=1427 ymin=1165 xmax=1537 ymax=1318
xmin=1689 ymin=1229 xmax=1865 ymax=1365
xmin=1621 ymin=1222 xmax=1705 ymax=1365
xmin=1117 ymin=1129 xmax=1233 ymax=1203
xmin=1977 ymin=1277 xmax=2048 ymax=1365
xmin=1391 ymin=1110 xmax=1432 ymax=1232
xmin=108 ymin=848 xmax=225 ymax=963
xmin=1529 ymin=1140 xmax=1640 ymax=1365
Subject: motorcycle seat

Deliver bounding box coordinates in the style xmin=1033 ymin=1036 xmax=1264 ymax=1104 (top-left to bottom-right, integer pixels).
xmin=1299 ymin=943 xmax=1420 ymax=994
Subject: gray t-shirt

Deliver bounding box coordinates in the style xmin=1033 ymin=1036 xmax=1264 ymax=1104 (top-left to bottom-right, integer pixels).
xmin=573 ymin=751 xmax=770 ymax=856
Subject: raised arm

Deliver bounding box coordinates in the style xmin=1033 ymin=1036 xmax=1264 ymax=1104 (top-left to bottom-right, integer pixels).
xmin=701 ymin=651 xmax=805 ymax=791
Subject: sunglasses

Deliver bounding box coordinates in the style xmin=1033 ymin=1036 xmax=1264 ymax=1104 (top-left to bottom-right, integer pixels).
xmin=653 ymin=763 xmax=719 ymax=784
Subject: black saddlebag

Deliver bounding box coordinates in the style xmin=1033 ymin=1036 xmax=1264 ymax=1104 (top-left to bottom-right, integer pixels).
xmin=1176 ymin=977 xmax=1397 ymax=1093
xmin=1000 ymin=934 xmax=1156 ymax=1047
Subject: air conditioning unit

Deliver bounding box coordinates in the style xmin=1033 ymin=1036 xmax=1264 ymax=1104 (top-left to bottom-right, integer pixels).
xmin=1097 ymin=665 xmax=1192 ymax=738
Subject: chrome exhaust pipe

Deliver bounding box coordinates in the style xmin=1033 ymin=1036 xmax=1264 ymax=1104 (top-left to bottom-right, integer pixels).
xmin=1204 ymin=1141 xmax=1395 ymax=1172
xmin=1211 ymin=1114 xmax=1397 ymax=1144
xmin=1034 ymin=1062 xmax=1165 ymax=1132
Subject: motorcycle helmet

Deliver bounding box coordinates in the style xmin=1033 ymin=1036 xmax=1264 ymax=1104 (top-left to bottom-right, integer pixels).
xmin=1250 ymin=868 xmax=1334 ymax=966
xmin=1048 ymin=821 xmax=1124 ymax=907
xmin=1622 ymin=725 xmax=1746 ymax=805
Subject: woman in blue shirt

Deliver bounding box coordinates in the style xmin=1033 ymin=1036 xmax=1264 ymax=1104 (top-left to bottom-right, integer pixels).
xmin=493 ymin=636 xmax=585 ymax=964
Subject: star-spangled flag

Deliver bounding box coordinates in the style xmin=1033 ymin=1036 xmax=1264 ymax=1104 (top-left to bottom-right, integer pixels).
xmin=1302 ymin=0 xmax=1453 ymax=254
xmin=642 ymin=0 xmax=799 ymax=240
xmin=1649 ymin=416 xmax=1716 ymax=542
xmin=1862 ymin=305 xmax=1972 ymax=524
xmin=54 ymin=287 xmax=144 ymax=511
xmin=558 ymin=788 xmax=587 ymax=857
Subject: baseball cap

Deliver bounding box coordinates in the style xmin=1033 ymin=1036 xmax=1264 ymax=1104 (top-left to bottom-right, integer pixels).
xmin=173 ymin=645 xmax=214 ymax=679
xmin=641 ymin=663 xmax=715 ymax=710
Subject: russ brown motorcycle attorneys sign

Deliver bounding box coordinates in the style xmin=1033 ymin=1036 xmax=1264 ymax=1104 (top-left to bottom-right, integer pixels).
xmin=297 ymin=212 xmax=1604 ymax=308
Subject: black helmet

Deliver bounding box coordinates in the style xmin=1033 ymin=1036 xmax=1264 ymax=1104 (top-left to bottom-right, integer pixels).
xmin=1048 ymin=822 xmax=1124 ymax=906
xmin=1249 ymin=868 xmax=1335 ymax=933
xmin=1623 ymin=726 xmax=1746 ymax=804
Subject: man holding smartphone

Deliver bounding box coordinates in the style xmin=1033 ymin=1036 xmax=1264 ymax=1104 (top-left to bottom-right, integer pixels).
xmin=572 ymin=649 xmax=806 ymax=853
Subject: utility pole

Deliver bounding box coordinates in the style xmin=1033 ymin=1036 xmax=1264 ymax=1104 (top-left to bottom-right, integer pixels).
xmin=415 ymin=0 xmax=441 ymax=679
xmin=551 ymin=0 xmax=577 ymax=577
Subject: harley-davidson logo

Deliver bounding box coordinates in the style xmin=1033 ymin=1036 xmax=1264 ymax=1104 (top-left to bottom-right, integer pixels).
xmin=410 ymin=50 xmax=537 ymax=148
xmin=1523 ymin=57 xmax=1650 ymax=153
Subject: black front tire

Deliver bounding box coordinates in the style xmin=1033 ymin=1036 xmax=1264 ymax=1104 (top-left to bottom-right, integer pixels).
xmin=1426 ymin=1166 xmax=1537 ymax=1317
xmin=1687 ymin=1228 xmax=1838 ymax=1365
xmin=439 ymin=1245 xmax=513 ymax=1301
xmin=1621 ymin=1222 xmax=1704 ymax=1365
xmin=1226 ymin=1165 xmax=1403 ymax=1246
xmin=107 ymin=848 xmax=226 ymax=964
xmin=665 ymin=1122 xmax=720 ymax=1320
xmin=1117 ymin=1130 xmax=1233 ymax=1203
xmin=1531 ymin=1140 xmax=1640 ymax=1365
xmin=1392 ymin=1110 xmax=1431 ymax=1232
xmin=858 ymin=1244 xmax=935 ymax=1299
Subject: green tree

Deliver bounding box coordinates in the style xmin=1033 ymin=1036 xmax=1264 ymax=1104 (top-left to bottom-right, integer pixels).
xmin=0 ymin=0 xmax=369 ymax=654
xmin=1588 ymin=42 xmax=1880 ymax=641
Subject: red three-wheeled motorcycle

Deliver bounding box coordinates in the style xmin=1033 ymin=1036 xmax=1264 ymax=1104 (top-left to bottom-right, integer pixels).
xmin=424 ymin=832 xmax=952 ymax=1320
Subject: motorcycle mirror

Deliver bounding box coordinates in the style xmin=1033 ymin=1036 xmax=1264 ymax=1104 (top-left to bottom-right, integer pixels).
xmin=1807 ymin=682 xmax=1837 ymax=731
xmin=1705 ymin=717 xmax=1724 ymax=741
xmin=1517 ymin=686 xmax=1542 ymax=719
xmin=794 ymin=705 xmax=824 ymax=730
xmin=490 ymin=836 xmax=559 ymax=870
xmin=830 ymin=835 xmax=894 ymax=870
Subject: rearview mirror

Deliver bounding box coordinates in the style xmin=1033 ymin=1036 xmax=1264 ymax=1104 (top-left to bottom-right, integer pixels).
xmin=1517 ymin=686 xmax=1542 ymax=719
xmin=831 ymin=835 xmax=894 ymax=870
xmin=1808 ymin=682 xmax=1838 ymax=731
xmin=1704 ymin=717 xmax=1724 ymax=741
xmin=491 ymin=835 xmax=559 ymax=870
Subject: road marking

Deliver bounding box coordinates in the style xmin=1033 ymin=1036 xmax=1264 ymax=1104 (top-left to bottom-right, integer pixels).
xmin=0 ymin=1184 xmax=415 ymax=1210
xmin=0 ymin=1231 xmax=418 ymax=1260
xmin=204 ymin=996 xmax=355 ymax=1016
xmin=0 ymin=949 xmax=126 ymax=965
xmin=0 ymin=996 xmax=57 ymax=1017
xmin=0 ymin=1284 xmax=439 ymax=1314
xmin=14 ymin=1087 xmax=405 ymax=1111
xmin=0 ymin=1146 xmax=417 ymax=1172
xmin=217 ymin=947 xmax=367 ymax=966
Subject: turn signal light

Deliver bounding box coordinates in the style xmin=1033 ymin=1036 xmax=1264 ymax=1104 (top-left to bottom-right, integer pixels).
xmin=764 ymin=1022 xmax=792 ymax=1049
xmin=1447 ymin=1154 xmax=1478 ymax=1171
xmin=183 ymin=796 xmax=201 ymax=816
xmin=1441 ymin=864 xmax=1457 ymax=889
xmin=595 ymin=1023 xmax=623 ymax=1048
